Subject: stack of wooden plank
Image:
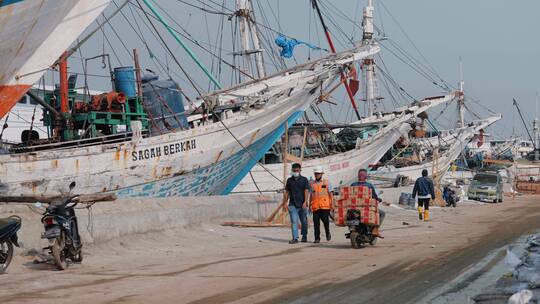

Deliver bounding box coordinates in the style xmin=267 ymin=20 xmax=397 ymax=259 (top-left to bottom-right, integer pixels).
xmin=335 ymin=186 xmax=379 ymax=226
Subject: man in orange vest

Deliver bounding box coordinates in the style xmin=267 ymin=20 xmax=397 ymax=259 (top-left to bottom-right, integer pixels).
xmin=309 ymin=166 xmax=334 ymax=243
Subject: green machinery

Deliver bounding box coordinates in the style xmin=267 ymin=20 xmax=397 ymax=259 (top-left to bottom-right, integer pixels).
xmin=43 ymin=86 xmax=148 ymax=141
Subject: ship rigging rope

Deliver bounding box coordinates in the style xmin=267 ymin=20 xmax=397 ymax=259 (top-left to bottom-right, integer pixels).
xmin=375 ymin=55 xmax=402 ymax=105
xmin=378 ymin=42 xmax=448 ymax=92
xmin=121 ymin=1 xmax=189 ymax=83
xmin=318 ymin=1 xmax=358 ymax=49
xmin=130 ymin=1 xmax=258 ymax=85
xmin=210 ymin=108 xmax=285 ymax=185
xmin=385 ymin=39 xmax=450 ymax=91
xmin=378 ymin=1 xmax=450 ymax=89
xmin=312 ymin=0 xmax=461 ymax=99
xmin=251 ymin=0 xmax=289 ymax=69
xmin=375 ymin=60 xmax=414 ymax=104
xmin=248 ymin=171 xmax=263 ymax=194
xmin=98 ymin=20 xmax=123 ymax=65
xmin=186 ymin=0 xmax=329 ymax=55
xmin=377 ymin=1 xmax=499 ymax=118
xmin=135 ymin=0 xmax=204 ymax=96
xmin=0 ymin=114 xmax=9 ymax=140
xmin=134 ymin=0 xmax=285 ymax=185
xmin=100 ymin=12 xmax=133 ymax=62
xmin=174 ymin=0 xmax=232 ymax=16
xmin=253 ymin=0 xmax=289 ymax=68
xmin=116 ymin=0 xmax=224 ymax=89
xmin=310 ymin=0 xmax=461 ymax=120
xmin=60 ymin=0 xmax=130 ymax=64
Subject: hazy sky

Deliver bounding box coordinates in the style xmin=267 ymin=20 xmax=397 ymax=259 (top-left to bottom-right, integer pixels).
xmin=68 ymin=0 xmax=540 ymax=140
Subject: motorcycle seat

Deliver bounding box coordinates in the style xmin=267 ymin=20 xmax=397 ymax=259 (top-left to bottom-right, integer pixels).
xmin=0 ymin=217 xmax=21 ymax=241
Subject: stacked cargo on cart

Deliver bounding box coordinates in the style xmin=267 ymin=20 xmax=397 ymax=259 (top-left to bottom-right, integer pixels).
xmin=335 ymin=186 xmax=380 ymax=226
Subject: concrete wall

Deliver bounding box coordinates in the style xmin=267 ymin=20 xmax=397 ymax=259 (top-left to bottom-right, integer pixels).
xmin=0 ymin=194 xmax=281 ymax=251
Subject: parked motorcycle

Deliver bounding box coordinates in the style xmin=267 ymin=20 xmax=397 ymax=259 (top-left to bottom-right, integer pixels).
xmin=0 ymin=215 xmax=21 ymax=273
xmin=443 ymin=186 xmax=459 ymax=208
xmin=40 ymin=182 xmax=83 ymax=270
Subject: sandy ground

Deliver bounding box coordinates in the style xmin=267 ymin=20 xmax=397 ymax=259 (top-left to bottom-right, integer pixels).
xmin=1 ymin=195 xmax=540 ymax=304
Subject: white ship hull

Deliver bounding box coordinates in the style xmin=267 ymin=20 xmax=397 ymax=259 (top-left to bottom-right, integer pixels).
xmin=371 ymin=116 xmax=502 ymax=181
xmin=234 ymin=94 xmax=458 ymax=193
xmin=0 ymin=45 xmax=380 ymax=200
xmin=0 ymin=85 xmax=309 ymax=198
xmin=234 ymin=123 xmax=409 ymax=193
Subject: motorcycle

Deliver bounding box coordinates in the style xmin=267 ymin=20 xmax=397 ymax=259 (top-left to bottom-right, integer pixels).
xmin=443 ymin=186 xmax=459 ymax=208
xmin=0 ymin=215 xmax=21 ymax=273
xmin=40 ymin=182 xmax=83 ymax=270
xmin=344 ymin=190 xmax=383 ymax=249
xmin=345 ymin=209 xmax=378 ymax=249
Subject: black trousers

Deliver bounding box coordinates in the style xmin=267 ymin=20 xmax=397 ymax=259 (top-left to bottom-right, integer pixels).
xmin=418 ymin=198 xmax=430 ymax=210
xmin=313 ymin=209 xmax=331 ymax=240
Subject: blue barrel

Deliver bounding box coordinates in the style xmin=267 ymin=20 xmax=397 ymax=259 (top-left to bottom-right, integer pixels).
xmin=114 ymin=67 xmax=137 ymax=98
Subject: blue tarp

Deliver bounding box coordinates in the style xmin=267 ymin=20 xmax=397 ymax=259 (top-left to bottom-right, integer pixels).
xmin=275 ymin=35 xmax=321 ymax=58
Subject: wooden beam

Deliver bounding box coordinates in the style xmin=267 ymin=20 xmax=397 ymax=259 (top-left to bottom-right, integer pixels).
xmin=0 ymin=193 xmax=117 ymax=203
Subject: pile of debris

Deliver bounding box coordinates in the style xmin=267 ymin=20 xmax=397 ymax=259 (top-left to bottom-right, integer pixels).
xmin=474 ymin=234 xmax=540 ymax=303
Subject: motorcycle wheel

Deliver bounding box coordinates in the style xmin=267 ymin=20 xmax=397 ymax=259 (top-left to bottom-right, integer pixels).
xmin=0 ymin=241 xmax=13 ymax=274
xmin=369 ymin=237 xmax=378 ymax=246
xmin=350 ymin=231 xmax=361 ymax=249
xmin=71 ymin=250 xmax=83 ymax=263
xmin=52 ymin=234 xmax=68 ymax=270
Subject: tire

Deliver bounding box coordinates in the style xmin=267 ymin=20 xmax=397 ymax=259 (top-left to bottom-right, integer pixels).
xmin=369 ymin=237 xmax=378 ymax=246
xmin=0 ymin=241 xmax=14 ymax=274
xmin=71 ymin=250 xmax=83 ymax=263
xmin=350 ymin=231 xmax=361 ymax=249
xmin=52 ymin=234 xmax=68 ymax=270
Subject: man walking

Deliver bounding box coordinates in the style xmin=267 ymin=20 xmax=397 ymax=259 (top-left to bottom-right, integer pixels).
xmin=412 ymin=169 xmax=435 ymax=221
xmin=282 ymin=163 xmax=310 ymax=244
xmin=309 ymin=166 xmax=333 ymax=243
xmin=351 ymin=169 xmax=385 ymax=235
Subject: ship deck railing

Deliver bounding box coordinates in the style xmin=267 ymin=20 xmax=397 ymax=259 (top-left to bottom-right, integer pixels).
xmin=7 ymin=130 xmax=151 ymax=154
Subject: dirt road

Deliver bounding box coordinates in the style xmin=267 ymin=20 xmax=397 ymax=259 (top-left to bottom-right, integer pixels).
xmin=1 ymin=196 xmax=539 ymax=304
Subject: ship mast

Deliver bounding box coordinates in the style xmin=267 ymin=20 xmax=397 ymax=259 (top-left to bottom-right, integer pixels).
xmin=362 ymin=0 xmax=379 ymax=117
xmin=534 ymin=93 xmax=539 ymax=160
xmin=235 ymin=0 xmax=266 ymax=80
xmin=311 ymin=0 xmax=362 ymax=120
xmin=457 ymin=58 xmax=465 ymax=128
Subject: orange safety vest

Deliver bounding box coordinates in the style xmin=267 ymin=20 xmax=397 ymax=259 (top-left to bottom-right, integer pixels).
xmin=310 ymin=179 xmax=331 ymax=211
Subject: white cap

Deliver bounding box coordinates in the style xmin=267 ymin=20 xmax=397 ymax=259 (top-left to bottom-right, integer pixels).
xmin=314 ymin=166 xmax=324 ymax=174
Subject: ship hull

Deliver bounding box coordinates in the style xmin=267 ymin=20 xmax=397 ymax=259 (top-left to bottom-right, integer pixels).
xmin=118 ymin=111 xmax=303 ymax=197
xmin=233 ymin=123 xmax=409 ymax=193
xmin=0 ymin=90 xmax=312 ymax=198
xmin=0 ymin=38 xmax=380 ymax=200
xmin=372 ymin=116 xmax=502 ymax=181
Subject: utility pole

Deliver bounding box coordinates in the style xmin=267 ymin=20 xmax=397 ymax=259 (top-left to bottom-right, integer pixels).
xmin=235 ymin=0 xmax=266 ymax=81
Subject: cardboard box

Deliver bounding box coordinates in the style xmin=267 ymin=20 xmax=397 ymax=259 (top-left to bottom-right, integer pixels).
xmin=334 ymin=186 xmax=379 ymax=226
xmin=340 ymin=186 xmax=372 ymax=200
